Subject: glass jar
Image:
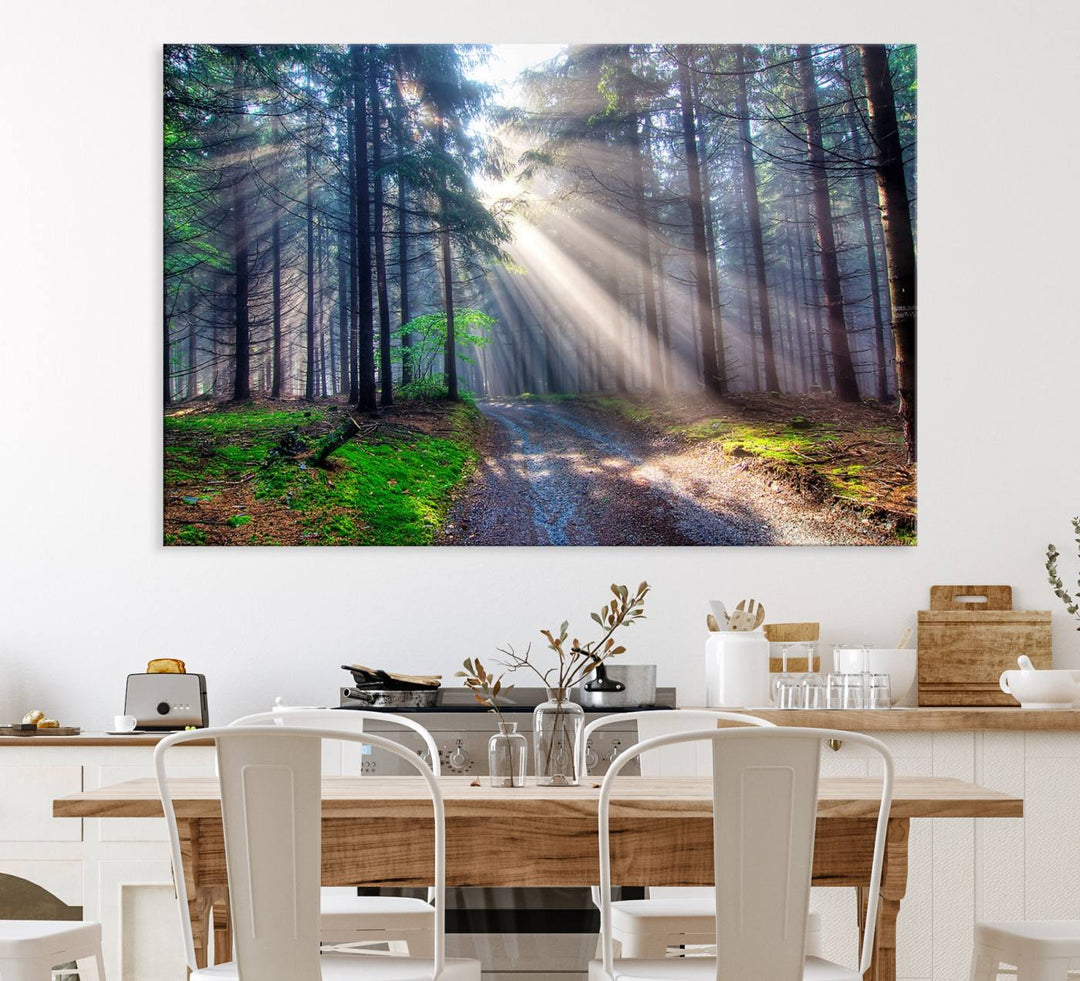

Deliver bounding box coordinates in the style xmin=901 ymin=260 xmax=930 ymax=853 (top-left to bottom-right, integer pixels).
xmin=488 ymin=721 xmax=528 ymax=788
xmin=533 ymin=687 xmax=584 ymax=786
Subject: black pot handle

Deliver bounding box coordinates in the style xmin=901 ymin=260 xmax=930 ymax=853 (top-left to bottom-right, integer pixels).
xmin=584 ymin=663 xmax=625 ymax=693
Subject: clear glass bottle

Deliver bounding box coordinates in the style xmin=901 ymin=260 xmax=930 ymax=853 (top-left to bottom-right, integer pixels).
xmin=488 ymin=721 xmax=528 ymax=788
xmin=533 ymin=687 xmax=584 ymax=786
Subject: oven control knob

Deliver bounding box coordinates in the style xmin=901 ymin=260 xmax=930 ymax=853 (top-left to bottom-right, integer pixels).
xmin=156 ymin=702 xmax=171 ymax=716
xmin=447 ymin=746 xmax=471 ymax=771
xmin=605 ymin=744 xmax=621 ymax=764
xmin=585 ymin=746 xmax=600 ymax=770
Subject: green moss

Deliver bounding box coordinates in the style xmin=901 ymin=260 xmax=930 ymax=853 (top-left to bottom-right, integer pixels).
xmin=164 ymin=403 xmax=482 ymax=546
xmin=176 ymin=525 xmax=207 ymax=545
xmin=164 ymin=407 xmax=325 ymax=435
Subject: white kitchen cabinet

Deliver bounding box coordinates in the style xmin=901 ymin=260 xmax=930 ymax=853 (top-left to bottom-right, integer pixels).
xmin=0 ymin=766 xmax=83 ymax=841
xmin=0 ymin=739 xmax=213 ymax=981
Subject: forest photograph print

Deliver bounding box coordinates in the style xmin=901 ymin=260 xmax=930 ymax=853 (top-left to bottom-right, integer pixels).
xmin=163 ymin=43 xmax=916 ymax=547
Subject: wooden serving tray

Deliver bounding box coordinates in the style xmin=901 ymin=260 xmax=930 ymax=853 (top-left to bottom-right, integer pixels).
xmin=917 ymin=585 xmax=1051 ymax=706
xmin=0 ymin=726 xmax=81 ymax=737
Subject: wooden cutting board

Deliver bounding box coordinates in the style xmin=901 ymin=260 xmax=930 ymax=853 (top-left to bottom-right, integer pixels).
xmin=917 ymin=585 xmax=1052 ymax=705
xmin=0 ymin=726 xmax=81 ymax=737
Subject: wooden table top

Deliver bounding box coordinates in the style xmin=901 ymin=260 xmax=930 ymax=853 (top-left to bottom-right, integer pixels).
xmin=54 ymin=775 xmax=1022 ymax=821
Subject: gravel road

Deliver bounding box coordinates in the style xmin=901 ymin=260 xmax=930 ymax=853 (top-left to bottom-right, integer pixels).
xmin=440 ymin=400 xmax=889 ymax=546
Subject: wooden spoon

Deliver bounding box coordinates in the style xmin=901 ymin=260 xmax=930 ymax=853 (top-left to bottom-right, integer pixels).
xmin=730 ymin=599 xmax=766 ymax=631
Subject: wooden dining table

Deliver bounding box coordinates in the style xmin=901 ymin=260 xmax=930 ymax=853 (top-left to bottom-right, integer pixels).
xmin=54 ymin=775 xmax=1022 ymax=981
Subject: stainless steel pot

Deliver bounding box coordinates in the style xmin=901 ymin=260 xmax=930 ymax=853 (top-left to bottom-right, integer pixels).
xmin=576 ymin=664 xmax=657 ymax=709
xmin=339 ymin=688 xmax=439 ymax=708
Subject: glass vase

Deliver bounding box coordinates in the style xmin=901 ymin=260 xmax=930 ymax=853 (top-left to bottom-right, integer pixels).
xmin=533 ymin=687 xmax=584 ymax=786
xmin=488 ymin=721 xmax=528 ymax=788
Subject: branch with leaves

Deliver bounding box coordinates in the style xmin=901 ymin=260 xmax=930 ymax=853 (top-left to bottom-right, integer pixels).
xmin=456 ymin=657 xmax=514 ymax=722
xmin=1047 ymin=517 xmax=1080 ymax=628
xmin=495 ymin=581 xmax=651 ymax=691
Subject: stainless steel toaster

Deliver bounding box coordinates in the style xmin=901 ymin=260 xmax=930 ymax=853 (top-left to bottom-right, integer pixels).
xmin=124 ymin=673 xmax=209 ymax=730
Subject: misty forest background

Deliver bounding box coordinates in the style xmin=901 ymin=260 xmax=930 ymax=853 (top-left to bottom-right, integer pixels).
xmin=163 ymin=44 xmax=916 ymax=546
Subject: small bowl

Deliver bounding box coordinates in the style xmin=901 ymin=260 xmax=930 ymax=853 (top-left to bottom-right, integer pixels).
xmin=999 ymin=669 xmax=1080 ymax=709
xmin=833 ymin=648 xmax=918 ymax=706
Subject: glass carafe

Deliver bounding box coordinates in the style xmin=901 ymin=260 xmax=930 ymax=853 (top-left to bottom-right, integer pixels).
xmin=488 ymin=721 xmax=528 ymax=788
xmin=533 ymin=687 xmax=584 ymax=786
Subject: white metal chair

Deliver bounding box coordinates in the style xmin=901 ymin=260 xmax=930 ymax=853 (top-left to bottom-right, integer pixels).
xmin=230 ymin=709 xmax=438 ymax=955
xmin=580 ymin=710 xmax=822 ymax=959
xmin=589 ymin=726 xmax=894 ymax=981
xmin=155 ymin=725 xmax=480 ymax=981
xmin=969 ymin=921 xmax=1080 ymax=980
xmin=0 ymin=921 xmax=104 ymax=981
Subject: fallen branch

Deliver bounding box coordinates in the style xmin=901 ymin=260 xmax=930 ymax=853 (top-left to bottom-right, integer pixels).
xmin=310 ymin=416 xmax=371 ymax=465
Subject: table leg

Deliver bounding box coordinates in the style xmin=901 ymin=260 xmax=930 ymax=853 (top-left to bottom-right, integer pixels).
xmin=186 ymin=889 xmax=211 ymax=971
xmin=211 ymin=887 xmax=232 ymax=964
xmin=857 ymin=818 xmax=909 ymax=981
xmin=177 ymin=819 xmax=231 ymax=970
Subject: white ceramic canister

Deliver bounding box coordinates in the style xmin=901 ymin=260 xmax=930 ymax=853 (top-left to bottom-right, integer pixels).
xmin=704 ymin=630 xmax=771 ymax=707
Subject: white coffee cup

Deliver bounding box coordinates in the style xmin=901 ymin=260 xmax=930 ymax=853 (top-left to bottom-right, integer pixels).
xmin=113 ymin=715 xmax=138 ymax=732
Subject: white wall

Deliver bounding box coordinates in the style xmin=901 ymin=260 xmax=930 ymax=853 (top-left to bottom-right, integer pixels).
xmin=1 ymin=0 xmax=1078 ymax=728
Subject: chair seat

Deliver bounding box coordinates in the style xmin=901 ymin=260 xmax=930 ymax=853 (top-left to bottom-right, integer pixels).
xmin=321 ymin=894 xmax=434 ymax=930
xmin=975 ymin=920 xmax=1080 ymax=960
xmin=611 ymin=898 xmax=823 ymax=931
xmin=588 ymin=955 xmax=860 ymax=981
xmin=192 ymin=953 xmax=481 ymax=980
xmin=0 ymin=920 xmax=101 ymax=960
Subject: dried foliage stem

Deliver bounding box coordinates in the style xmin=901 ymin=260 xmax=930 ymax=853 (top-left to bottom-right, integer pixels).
xmin=1047 ymin=517 xmax=1080 ymax=629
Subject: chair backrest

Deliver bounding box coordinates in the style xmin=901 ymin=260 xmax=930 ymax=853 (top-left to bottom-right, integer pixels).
xmin=579 ymin=709 xmax=774 ymax=778
xmin=594 ymin=727 xmax=893 ymax=981
xmin=155 ymin=725 xmax=446 ymax=981
xmin=230 ymin=707 xmax=442 ymax=776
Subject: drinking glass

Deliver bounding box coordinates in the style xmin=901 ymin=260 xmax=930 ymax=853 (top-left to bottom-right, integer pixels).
xmin=775 ymin=676 xmax=803 ymax=709
xmin=801 ymin=674 xmax=826 ymax=709
xmin=841 ymin=673 xmax=866 ymax=709
xmin=826 ymin=673 xmax=846 ymax=709
xmin=868 ymin=674 xmax=893 ymax=709
xmin=773 ymin=645 xmax=798 ymax=705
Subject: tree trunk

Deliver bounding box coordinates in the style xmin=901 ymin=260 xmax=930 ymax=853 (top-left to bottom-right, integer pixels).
xmin=186 ymin=304 xmax=198 ymax=400
xmin=230 ymin=82 xmax=251 ymax=402
xmin=304 ymin=115 xmax=316 ymax=401
xmin=676 ymin=46 xmax=725 ymax=398
xmin=797 ymin=44 xmax=860 ymax=402
xmin=692 ymin=68 xmax=727 ymax=393
xmin=861 ymin=43 xmax=917 ymax=460
xmin=735 ymin=46 xmax=779 ymax=391
xmin=798 ymin=189 xmax=831 ymax=389
xmin=436 ymin=114 xmax=459 ymax=401
xmin=352 ymin=47 xmax=378 ymax=412
xmin=230 ymin=174 xmax=250 ymax=401
xmin=337 ymin=229 xmax=350 ymax=397
xmin=347 ymin=94 xmax=360 ymax=404
xmin=395 ymin=53 xmax=413 ymax=388
xmin=622 ymin=61 xmax=663 ymax=392
xmin=270 ymin=197 xmax=283 ymax=398
xmin=784 ymin=224 xmax=809 ymax=392
xmin=370 ymin=59 xmax=393 ymax=407
xmin=163 ymin=287 xmax=173 ymax=406
xmin=842 ymin=47 xmax=890 ymax=403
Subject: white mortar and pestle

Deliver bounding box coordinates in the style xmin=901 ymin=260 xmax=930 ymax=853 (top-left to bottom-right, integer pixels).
xmin=999 ymin=655 xmax=1080 ymax=709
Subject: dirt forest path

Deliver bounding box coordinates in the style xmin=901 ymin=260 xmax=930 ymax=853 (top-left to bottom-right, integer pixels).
xmin=440 ymin=400 xmax=890 ymax=546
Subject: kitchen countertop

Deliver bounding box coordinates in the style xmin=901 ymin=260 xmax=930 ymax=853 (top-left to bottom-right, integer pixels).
xmin=4 ymin=707 xmax=1080 ymax=744
xmin=0 ymin=732 xmax=211 ymax=747
xmin=684 ymin=706 xmax=1080 ymax=730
